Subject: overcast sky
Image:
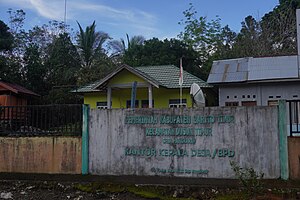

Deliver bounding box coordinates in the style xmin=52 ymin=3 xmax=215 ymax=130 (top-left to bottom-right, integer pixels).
xmin=0 ymin=0 xmax=279 ymax=40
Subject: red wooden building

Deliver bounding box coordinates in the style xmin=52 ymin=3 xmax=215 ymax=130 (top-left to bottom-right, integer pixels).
xmin=0 ymin=81 xmax=39 ymax=106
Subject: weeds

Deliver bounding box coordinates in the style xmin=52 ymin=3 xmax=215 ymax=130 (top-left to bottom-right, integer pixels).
xmin=230 ymin=161 xmax=264 ymax=198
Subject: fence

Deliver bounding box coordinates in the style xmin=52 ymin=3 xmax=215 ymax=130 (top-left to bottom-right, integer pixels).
xmin=287 ymin=100 xmax=300 ymax=136
xmin=0 ymin=104 xmax=82 ymax=136
xmin=88 ymin=107 xmax=282 ymax=179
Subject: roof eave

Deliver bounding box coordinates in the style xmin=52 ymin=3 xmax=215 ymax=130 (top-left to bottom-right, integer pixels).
xmin=92 ymin=64 xmax=160 ymax=90
xmin=0 ymin=82 xmax=18 ymax=94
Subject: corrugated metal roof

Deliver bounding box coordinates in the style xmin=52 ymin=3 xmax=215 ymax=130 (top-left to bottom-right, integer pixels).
xmin=74 ymin=64 xmax=211 ymax=93
xmin=207 ymin=58 xmax=249 ymax=83
xmin=207 ymin=55 xmax=300 ymax=84
xmin=248 ymin=55 xmax=298 ymax=81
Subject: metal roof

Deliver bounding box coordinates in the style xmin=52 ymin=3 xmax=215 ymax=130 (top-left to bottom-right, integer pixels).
xmin=74 ymin=64 xmax=211 ymax=93
xmin=207 ymin=55 xmax=300 ymax=84
xmin=248 ymin=55 xmax=298 ymax=81
xmin=207 ymin=58 xmax=249 ymax=83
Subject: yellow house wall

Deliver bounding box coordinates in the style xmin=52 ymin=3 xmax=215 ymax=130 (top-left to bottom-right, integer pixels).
xmin=84 ymin=88 xmax=192 ymax=109
xmin=83 ymin=68 xmax=192 ymax=108
xmin=109 ymin=69 xmax=146 ymax=85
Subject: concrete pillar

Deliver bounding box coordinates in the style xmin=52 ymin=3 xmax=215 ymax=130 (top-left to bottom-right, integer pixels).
xmin=82 ymin=104 xmax=90 ymax=175
xmin=107 ymin=87 xmax=111 ymax=109
xmin=278 ymin=100 xmax=289 ymax=180
xmin=148 ymin=85 xmax=153 ymax=108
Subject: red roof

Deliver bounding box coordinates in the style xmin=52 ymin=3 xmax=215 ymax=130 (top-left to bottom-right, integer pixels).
xmin=0 ymin=81 xmax=40 ymax=96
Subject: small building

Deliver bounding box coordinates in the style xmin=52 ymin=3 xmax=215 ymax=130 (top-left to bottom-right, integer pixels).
xmin=0 ymin=81 xmax=39 ymax=106
xmin=75 ymin=64 xmax=212 ymax=109
xmin=207 ymin=9 xmax=300 ymax=107
xmin=207 ymin=56 xmax=300 ymax=107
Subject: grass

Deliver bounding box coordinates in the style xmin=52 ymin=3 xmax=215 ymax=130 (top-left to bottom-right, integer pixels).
xmin=74 ymin=182 xmax=300 ymax=200
xmin=74 ymin=183 xmax=194 ymax=200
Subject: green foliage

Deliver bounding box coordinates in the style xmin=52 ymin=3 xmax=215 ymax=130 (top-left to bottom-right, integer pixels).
xmin=260 ymin=0 xmax=300 ymax=55
xmin=23 ymin=44 xmax=47 ymax=95
xmin=0 ymin=55 xmax=23 ymax=84
xmin=230 ymin=161 xmax=264 ymax=198
xmin=0 ymin=20 xmax=14 ymax=51
xmin=109 ymin=33 xmax=145 ymax=63
xmin=43 ymin=88 xmax=82 ymax=104
xmin=178 ymin=3 xmax=238 ymax=79
xmin=45 ymin=33 xmax=81 ymax=86
xmin=178 ymin=0 xmax=300 ymax=75
xmin=76 ymin=21 xmax=110 ymax=68
xmin=178 ymin=3 xmax=224 ymax=60
xmin=76 ymin=57 xmax=116 ymax=86
xmin=122 ymin=37 xmax=206 ymax=79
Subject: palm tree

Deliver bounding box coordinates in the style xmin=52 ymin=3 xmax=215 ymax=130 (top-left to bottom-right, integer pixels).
xmin=109 ymin=33 xmax=145 ymax=57
xmin=76 ymin=21 xmax=110 ymax=68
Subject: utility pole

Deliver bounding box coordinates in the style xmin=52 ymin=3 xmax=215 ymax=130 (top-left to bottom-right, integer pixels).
xmin=64 ymin=0 xmax=67 ymax=31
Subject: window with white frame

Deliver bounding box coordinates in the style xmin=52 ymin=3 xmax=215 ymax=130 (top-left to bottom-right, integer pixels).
xmin=169 ymin=99 xmax=187 ymax=108
xmin=96 ymin=101 xmax=108 ymax=109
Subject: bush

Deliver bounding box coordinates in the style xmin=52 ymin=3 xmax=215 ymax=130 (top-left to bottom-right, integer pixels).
xmin=230 ymin=161 xmax=264 ymax=198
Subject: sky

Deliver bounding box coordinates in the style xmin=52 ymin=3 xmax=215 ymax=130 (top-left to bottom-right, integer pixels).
xmin=0 ymin=0 xmax=279 ymax=40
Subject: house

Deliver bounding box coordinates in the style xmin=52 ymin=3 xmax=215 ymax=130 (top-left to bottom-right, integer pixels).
xmin=207 ymin=56 xmax=300 ymax=107
xmin=75 ymin=64 xmax=212 ymax=109
xmin=0 ymin=81 xmax=39 ymax=106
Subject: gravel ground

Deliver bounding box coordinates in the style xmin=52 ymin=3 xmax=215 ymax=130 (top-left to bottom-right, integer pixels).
xmin=1 ymin=178 xmax=300 ymax=200
xmin=0 ymin=180 xmax=150 ymax=200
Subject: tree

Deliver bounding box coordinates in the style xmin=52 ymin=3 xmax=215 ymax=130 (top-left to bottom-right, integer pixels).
xmin=231 ymin=16 xmax=262 ymax=57
xmin=122 ymin=38 xmax=207 ymax=79
xmin=177 ymin=3 xmax=239 ymax=79
xmin=76 ymin=55 xmax=116 ymax=86
xmin=23 ymin=44 xmax=46 ymax=95
xmin=76 ymin=21 xmax=110 ymax=68
xmin=6 ymin=9 xmax=28 ymax=56
xmin=0 ymin=20 xmax=13 ymax=51
xmin=45 ymin=33 xmax=81 ymax=86
xmin=0 ymin=20 xmax=16 ymax=82
xmin=109 ymin=34 xmax=145 ymax=57
xmin=178 ymin=3 xmax=223 ymax=63
xmin=43 ymin=33 xmax=82 ymax=103
xmin=260 ymin=0 xmax=300 ymax=55
xmin=0 ymin=56 xmax=23 ymax=84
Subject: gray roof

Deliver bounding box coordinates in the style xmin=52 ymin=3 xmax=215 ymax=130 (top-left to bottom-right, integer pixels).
xmin=74 ymin=64 xmax=211 ymax=93
xmin=207 ymin=55 xmax=300 ymax=84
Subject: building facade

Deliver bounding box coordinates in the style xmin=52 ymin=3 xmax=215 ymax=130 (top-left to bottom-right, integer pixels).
xmin=207 ymin=56 xmax=300 ymax=106
xmin=75 ymin=64 xmax=212 ymax=109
